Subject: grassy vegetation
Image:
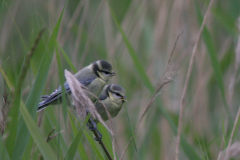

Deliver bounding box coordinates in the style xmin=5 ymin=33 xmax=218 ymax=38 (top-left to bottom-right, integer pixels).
xmin=0 ymin=0 xmax=240 ymax=159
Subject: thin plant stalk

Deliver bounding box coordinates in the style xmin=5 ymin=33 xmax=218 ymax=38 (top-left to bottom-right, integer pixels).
xmin=175 ymin=0 xmax=215 ymax=159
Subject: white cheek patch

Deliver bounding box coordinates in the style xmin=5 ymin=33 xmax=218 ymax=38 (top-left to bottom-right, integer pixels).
xmin=102 ymin=72 xmax=108 ymax=77
xmin=98 ymin=71 xmax=110 ymax=82
xmin=113 ymin=93 xmax=122 ymax=100
xmin=97 ymin=61 xmax=102 ymax=70
xmin=113 ymin=93 xmax=119 ymax=99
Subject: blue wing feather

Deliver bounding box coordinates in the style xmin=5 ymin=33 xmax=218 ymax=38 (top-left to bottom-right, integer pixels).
xmin=37 ymin=76 xmax=97 ymax=111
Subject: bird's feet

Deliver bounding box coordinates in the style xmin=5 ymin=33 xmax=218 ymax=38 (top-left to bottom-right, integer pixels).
xmin=86 ymin=110 xmax=102 ymax=141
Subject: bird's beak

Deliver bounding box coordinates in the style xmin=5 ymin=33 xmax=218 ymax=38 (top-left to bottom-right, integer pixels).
xmin=111 ymin=72 xmax=116 ymax=76
xmin=121 ymin=96 xmax=128 ymax=102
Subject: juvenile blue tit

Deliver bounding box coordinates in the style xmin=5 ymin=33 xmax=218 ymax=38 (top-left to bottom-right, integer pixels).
xmin=38 ymin=60 xmax=116 ymax=112
xmin=95 ymin=84 xmax=127 ymax=122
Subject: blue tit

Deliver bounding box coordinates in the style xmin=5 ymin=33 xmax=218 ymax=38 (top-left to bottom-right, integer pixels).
xmin=37 ymin=60 xmax=116 ymax=112
xmin=95 ymin=83 xmax=127 ymax=122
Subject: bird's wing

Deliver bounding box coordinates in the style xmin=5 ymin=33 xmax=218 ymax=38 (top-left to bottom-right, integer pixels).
xmin=38 ymin=75 xmax=97 ymax=111
xmin=41 ymin=95 xmax=49 ymax=100
xmin=99 ymin=93 xmax=108 ymax=100
xmin=78 ymin=75 xmax=97 ymax=86
xmin=39 ymin=89 xmax=62 ymax=106
xmin=64 ymin=76 xmax=97 ymax=92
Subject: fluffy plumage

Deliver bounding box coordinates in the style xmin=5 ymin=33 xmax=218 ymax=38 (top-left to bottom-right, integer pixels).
xmin=95 ymin=84 xmax=127 ymax=122
xmin=38 ymin=60 xmax=115 ymax=112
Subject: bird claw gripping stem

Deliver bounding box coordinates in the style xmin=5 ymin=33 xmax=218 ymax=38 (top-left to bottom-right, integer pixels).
xmin=86 ymin=108 xmax=102 ymax=141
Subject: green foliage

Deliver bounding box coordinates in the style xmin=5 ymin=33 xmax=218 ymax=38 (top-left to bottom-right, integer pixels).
xmin=69 ymin=111 xmax=89 ymax=160
xmin=66 ymin=112 xmax=89 ymax=160
xmin=1 ymin=0 xmax=240 ymax=159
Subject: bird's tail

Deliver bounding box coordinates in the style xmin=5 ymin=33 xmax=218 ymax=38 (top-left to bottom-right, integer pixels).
xmin=37 ymin=102 xmax=48 ymax=112
xmin=41 ymin=95 xmax=49 ymax=100
xmin=37 ymin=95 xmax=50 ymax=112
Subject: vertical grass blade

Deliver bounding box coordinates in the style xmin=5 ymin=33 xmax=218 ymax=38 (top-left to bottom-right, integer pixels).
xmin=0 ymin=66 xmax=14 ymax=92
xmin=194 ymin=0 xmax=232 ymax=121
xmin=4 ymin=28 xmax=44 ymax=157
xmin=97 ymin=123 xmax=114 ymax=158
xmin=107 ymin=3 xmax=201 ymax=159
xmin=11 ymin=5 xmax=66 ymax=159
xmin=124 ymin=105 xmax=138 ymax=152
xmin=84 ymin=130 xmax=105 ymax=160
xmin=19 ymin=102 xmax=57 ymax=160
xmin=4 ymin=92 xmax=21 ymax=157
xmin=69 ymin=111 xmax=105 ymax=160
xmin=0 ymin=68 xmax=57 ymax=160
xmin=106 ymin=2 xmax=154 ymax=92
xmin=21 ymin=135 xmax=34 ymax=160
xmin=66 ymin=112 xmax=89 ymax=160
xmin=45 ymin=108 xmax=68 ymax=154
xmin=0 ymin=135 xmax=10 ymax=160
xmin=56 ymin=46 xmax=68 ymax=125
xmin=57 ymin=42 xmax=77 ymax=73
xmin=69 ymin=111 xmax=89 ymax=160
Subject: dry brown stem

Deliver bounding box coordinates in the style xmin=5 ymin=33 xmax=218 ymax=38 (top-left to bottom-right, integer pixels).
xmin=224 ymin=106 xmax=240 ymax=159
xmin=79 ymin=1 xmax=104 ymax=66
xmin=174 ymin=0 xmax=215 ymax=159
xmin=223 ymin=17 xmax=240 ymax=160
xmin=228 ymin=17 xmax=240 ymax=110
xmin=60 ymin=0 xmax=87 ymax=46
xmin=119 ymin=32 xmax=182 ymax=160
xmin=71 ymin=0 xmax=89 ymax=66
xmin=218 ymin=141 xmax=240 ymax=160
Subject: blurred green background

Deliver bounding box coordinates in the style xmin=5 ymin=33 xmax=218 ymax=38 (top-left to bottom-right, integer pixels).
xmin=0 ymin=0 xmax=240 ymax=159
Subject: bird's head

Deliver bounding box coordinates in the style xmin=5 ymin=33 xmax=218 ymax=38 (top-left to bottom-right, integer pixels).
xmin=106 ymin=84 xmax=127 ymax=104
xmin=92 ymin=60 xmax=116 ymax=82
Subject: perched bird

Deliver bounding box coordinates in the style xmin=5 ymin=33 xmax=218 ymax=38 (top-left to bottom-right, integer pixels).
xmin=37 ymin=60 xmax=115 ymax=112
xmin=95 ymin=83 xmax=127 ymax=122
xmin=87 ymin=83 xmax=127 ymax=141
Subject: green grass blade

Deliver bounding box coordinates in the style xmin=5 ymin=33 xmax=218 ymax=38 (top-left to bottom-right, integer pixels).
xmin=0 ymin=135 xmax=10 ymax=160
xmin=97 ymin=123 xmax=114 ymax=158
xmin=69 ymin=111 xmax=89 ymax=160
xmin=194 ymin=0 xmax=232 ymax=121
xmin=107 ymin=2 xmax=154 ymax=92
xmin=12 ymin=5 xmax=66 ymax=159
xmin=56 ymin=46 xmax=68 ymax=124
xmin=212 ymin=7 xmax=237 ymax=35
xmin=66 ymin=112 xmax=89 ymax=160
xmin=232 ymin=112 xmax=240 ymax=142
xmin=21 ymin=135 xmax=34 ymax=160
xmin=124 ymin=105 xmax=138 ymax=152
xmin=221 ymin=114 xmax=226 ymax=147
xmin=24 ymin=5 xmax=64 ymax=115
xmin=69 ymin=111 xmax=104 ymax=160
xmin=84 ymin=130 xmax=105 ymax=160
xmin=0 ymin=66 xmax=14 ymax=92
xmin=107 ymin=3 xmax=201 ymax=159
xmin=57 ymin=42 xmax=77 ymax=73
xmin=45 ymin=108 xmax=68 ymax=154
xmin=5 ymin=91 xmax=21 ymax=157
xmin=5 ymin=28 xmax=43 ymax=157
xmin=19 ymin=102 xmax=57 ymax=160
xmin=55 ymin=46 xmax=68 ymax=158
xmin=155 ymin=98 xmax=201 ymax=160
xmin=5 ymin=2 xmax=28 ymax=52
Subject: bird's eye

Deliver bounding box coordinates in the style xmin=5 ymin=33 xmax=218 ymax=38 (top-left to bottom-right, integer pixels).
xmin=101 ymin=70 xmax=110 ymax=74
xmin=116 ymin=93 xmax=121 ymax=97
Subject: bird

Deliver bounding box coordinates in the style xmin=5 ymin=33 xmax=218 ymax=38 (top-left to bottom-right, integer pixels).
xmin=95 ymin=83 xmax=127 ymax=122
xmin=87 ymin=83 xmax=127 ymax=141
xmin=37 ymin=60 xmax=116 ymax=112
